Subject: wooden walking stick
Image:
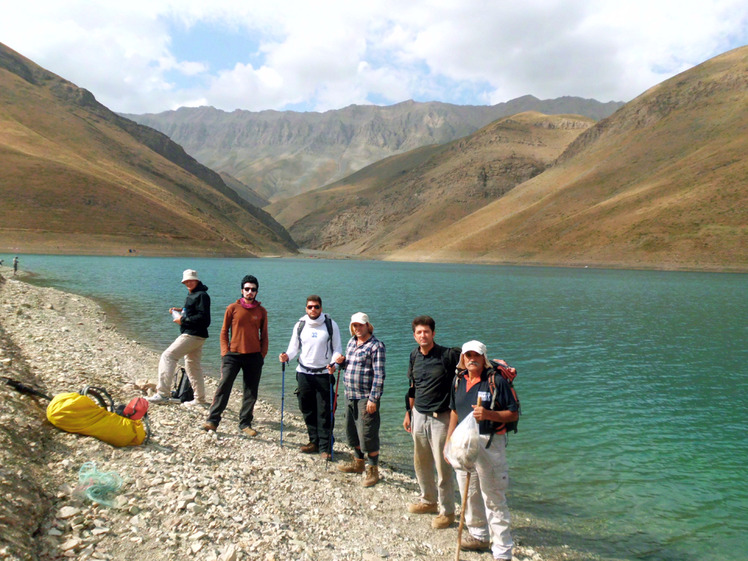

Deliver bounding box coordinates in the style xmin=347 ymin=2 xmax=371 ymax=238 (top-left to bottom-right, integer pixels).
xmin=455 ymin=397 xmax=481 ymax=561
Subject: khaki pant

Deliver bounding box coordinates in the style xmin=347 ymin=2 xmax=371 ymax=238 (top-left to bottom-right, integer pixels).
xmin=156 ymin=334 xmax=206 ymax=401
xmin=454 ymin=433 xmax=513 ymax=560
xmin=412 ymin=409 xmax=455 ymax=515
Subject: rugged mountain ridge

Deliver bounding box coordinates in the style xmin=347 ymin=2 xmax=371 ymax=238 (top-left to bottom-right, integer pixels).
xmin=0 ymin=42 xmax=297 ymax=256
xmin=387 ymin=46 xmax=748 ymax=271
xmin=124 ymin=97 xmax=622 ymax=201
xmin=267 ymin=112 xmax=594 ymax=253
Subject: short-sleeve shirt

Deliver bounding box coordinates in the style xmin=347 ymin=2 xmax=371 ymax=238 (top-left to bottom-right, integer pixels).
xmin=450 ymin=368 xmax=519 ymax=435
xmin=407 ymin=344 xmax=460 ymax=414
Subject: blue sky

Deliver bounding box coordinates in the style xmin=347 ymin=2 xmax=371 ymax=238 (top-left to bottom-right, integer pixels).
xmin=2 ymin=1 xmax=746 ymax=114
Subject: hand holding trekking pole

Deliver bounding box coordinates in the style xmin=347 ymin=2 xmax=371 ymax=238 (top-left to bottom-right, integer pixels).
xmin=280 ymin=361 xmax=287 ymax=447
xmin=455 ymin=396 xmax=481 ymax=561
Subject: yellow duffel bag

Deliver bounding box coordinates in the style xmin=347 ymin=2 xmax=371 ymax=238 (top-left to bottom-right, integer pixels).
xmin=47 ymin=392 xmax=146 ymax=447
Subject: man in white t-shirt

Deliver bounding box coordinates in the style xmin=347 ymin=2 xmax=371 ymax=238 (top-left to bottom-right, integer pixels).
xmin=280 ymin=295 xmax=343 ymax=460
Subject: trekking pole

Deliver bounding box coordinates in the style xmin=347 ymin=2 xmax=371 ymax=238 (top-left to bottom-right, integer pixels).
xmin=280 ymin=361 xmax=286 ymax=447
xmin=455 ymin=396 xmax=481 ymax=561
xmin=329 ymin=367 xmax=335 ymax=461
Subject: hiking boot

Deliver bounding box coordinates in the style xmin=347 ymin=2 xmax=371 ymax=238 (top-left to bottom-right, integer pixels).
xmin=337 ymin=458 xmax=365 ymax=474
xmin=241 ymin=427 xmax=258 ymax=437
xmin=408 ymin=502 xmax=438 ymax=514
xmin=146 ymin=393 xmax=170 ymax=403
xmin=460 ymin=534 xmax=491 ymax=551
xmin=431 ymin=513 xmax=455 ymax=529
xmin=362 ymin=465 xmax=379 ymax=487
xmin=182 ymin=399 xmax=207 ymax=407
xmin=300 ymin=442 xmax=319 ymax=454
xmin=201 ymin=422 xmax=217 ymax=432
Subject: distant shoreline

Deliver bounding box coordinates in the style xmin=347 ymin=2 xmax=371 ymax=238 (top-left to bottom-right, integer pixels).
xmin=2 ymin=246 xmax=746 ymax=274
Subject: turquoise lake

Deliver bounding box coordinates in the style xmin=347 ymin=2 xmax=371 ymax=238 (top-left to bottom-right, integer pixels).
xmin=13 ymin=254 xmax=748 ymax=561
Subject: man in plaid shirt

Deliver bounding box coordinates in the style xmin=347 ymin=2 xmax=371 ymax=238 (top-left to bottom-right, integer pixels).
xmin=334 ymin=312 xmax=386 ymax=487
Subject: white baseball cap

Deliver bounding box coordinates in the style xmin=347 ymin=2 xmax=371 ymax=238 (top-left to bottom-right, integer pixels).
xmin=349 ymin=312 xmax=373 ymax=336
xmin=457 ymin=340 xmax=492 ymax=370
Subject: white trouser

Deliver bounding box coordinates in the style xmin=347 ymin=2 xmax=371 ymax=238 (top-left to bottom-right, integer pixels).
xmin=412 ymin=409 xmax=455 ymax=515
xmin=454 ymin=433 xmax=513 ymax=560
xmin=157 ymin=334 xmax=206 ymax=401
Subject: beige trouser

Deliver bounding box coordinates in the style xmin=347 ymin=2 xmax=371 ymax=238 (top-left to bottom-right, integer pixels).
xmin=412 ymin=409 xmax=455 ymax=515
xmin=454 ymin=433 xmax=513 ymax=560
xmin=156 ymin=334 xmax=206 ymax=401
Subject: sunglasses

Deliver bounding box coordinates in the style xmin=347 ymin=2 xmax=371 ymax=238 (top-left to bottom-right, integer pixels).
xmin=242 ymin=286 xmax=258 ymax=292
xmin=306 ymin=304 xmax=321 ymax=310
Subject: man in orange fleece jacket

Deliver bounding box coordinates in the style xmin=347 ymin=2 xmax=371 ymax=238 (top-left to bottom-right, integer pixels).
xmin=203 ymin=274 xmax=268 ymax=436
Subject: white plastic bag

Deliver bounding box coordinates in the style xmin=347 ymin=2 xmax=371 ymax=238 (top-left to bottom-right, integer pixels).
xmin=445 ymin=413 xmax=480 ymax=470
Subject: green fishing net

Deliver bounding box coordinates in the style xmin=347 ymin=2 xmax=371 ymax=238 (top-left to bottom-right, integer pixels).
xmin=75 ymin=462 xmax=123 ymax=507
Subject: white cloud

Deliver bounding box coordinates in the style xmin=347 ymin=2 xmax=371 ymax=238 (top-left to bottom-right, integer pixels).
xmin=1 ymin=0 xmax=746 ymax=113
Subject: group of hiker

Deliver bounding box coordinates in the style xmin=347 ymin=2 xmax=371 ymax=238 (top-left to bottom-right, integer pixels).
xmin=147 ymin=269 xmax=519 ymax=561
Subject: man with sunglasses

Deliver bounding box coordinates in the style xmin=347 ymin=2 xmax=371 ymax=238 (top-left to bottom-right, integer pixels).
xmin=203 ymin=275 xmax=268 ymax=436
xmin=280 ymin=295 xmax=343 ymax=460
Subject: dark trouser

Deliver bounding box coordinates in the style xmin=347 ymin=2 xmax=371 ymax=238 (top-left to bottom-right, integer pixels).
xmin=296 ymin=372 xmax=335 ymax=453
xmin=207 ymin=352 xmax=264 ymax=429
xmin=345 ymin=398 xmax=380 ymax=455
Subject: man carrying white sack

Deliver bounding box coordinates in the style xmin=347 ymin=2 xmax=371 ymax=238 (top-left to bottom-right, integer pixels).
xmin=445 ymin=340 xmax=519 ymax=560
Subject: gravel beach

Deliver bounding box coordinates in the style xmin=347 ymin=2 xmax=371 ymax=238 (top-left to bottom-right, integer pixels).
xmin=0 ymin=271 xmax=582 ymax=561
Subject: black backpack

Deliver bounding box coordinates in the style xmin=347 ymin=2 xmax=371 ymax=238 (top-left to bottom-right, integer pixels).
xmin=171 ymin=367 xmax=194 ymax=402
xmin=296 ymin=314 xmax=334 ymax=360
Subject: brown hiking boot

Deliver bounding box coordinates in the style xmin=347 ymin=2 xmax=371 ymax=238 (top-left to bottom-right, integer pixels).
xmin=408 ymin=502 xmax=438 ymax=514
xmin=241 ymin=427 xmax=258 ymax=437
xmin=362 ymin=465 xmax=379 ymax=487
xmin=337 ymin=458 xmax=365 ymax=474
xmin=300 ymin=442 xmax=319 ymax=453
xmin=201 ymin=422 xmax=217 ymax=432
xmin=460 ymin=534 xmax=491 ymax=551
xmin=431 ymin=513 xmax=455 ymax=529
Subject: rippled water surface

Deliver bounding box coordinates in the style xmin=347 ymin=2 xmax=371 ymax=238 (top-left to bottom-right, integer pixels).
xmin=18 ymin=255 xmax=748 ymax=561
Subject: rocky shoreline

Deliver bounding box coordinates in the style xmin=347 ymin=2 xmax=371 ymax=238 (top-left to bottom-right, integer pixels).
xmin=0 ymin=272 xmax=583 ymax=561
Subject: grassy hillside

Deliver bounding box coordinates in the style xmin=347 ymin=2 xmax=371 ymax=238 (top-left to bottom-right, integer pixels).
xmin=387 ymin=46 xmax=748 ymax=271
xmin=268 ymin=112 xmax=594 ymax=254
xmin=0 ymin=43 xmax=297 ymax=257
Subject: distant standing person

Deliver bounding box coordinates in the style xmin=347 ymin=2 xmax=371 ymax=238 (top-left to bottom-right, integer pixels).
xmin=12 ymin=256 xmax=18 ymax=276
xmin=447 ymin=340 xmax=519 ymax=560
xmin=203 ymin=275 xmax=268 ymax=437
xmin=148 ymin=269 xmax=210 ymax=405
xmin=279 ymin=295 xmax=343 ymax=459
xmin=403 ymin=315 xmax=460 ymax=529
xmin=334 ymin=312 xmax=385 ymax=487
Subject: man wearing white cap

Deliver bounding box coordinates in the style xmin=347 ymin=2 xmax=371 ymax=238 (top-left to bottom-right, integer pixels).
xmin=148 ymin=269 xmax=210 ymax=405
xmin=334 ymin=312 xmax=386 ymax=487
xmin=447 ymin=340 xmax=519 ymax=560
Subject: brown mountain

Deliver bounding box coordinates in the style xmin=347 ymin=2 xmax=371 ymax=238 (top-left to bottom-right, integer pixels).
xmin=0 ymin=42 xmax=297 ymax=257
xmin=124 ymin=97 xmax=621 ymax=202
xmin=387 ymin=46 xmax=748 ymax=271
xmin=268 ymin=112 xmax=594 ymax=254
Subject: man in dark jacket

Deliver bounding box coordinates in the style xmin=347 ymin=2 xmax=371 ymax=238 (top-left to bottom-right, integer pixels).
xmin=148 ymin=269 xmax=211 ymax=405
xmin=403 ymin=315 xmax=460 ymax=529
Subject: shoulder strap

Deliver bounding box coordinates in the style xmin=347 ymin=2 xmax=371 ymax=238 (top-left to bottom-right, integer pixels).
xmin=296 ymin=320 xmax=306 ymax=350
xmin=324 ymin=314 xmax=334 ymax=358
xmin=80 ymin=385 xmax=115 ymax=411
xmin=442 ymin=346 xmax=461 ymax=376
xmin=297 ymin=316 xmax=335 ymax=359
